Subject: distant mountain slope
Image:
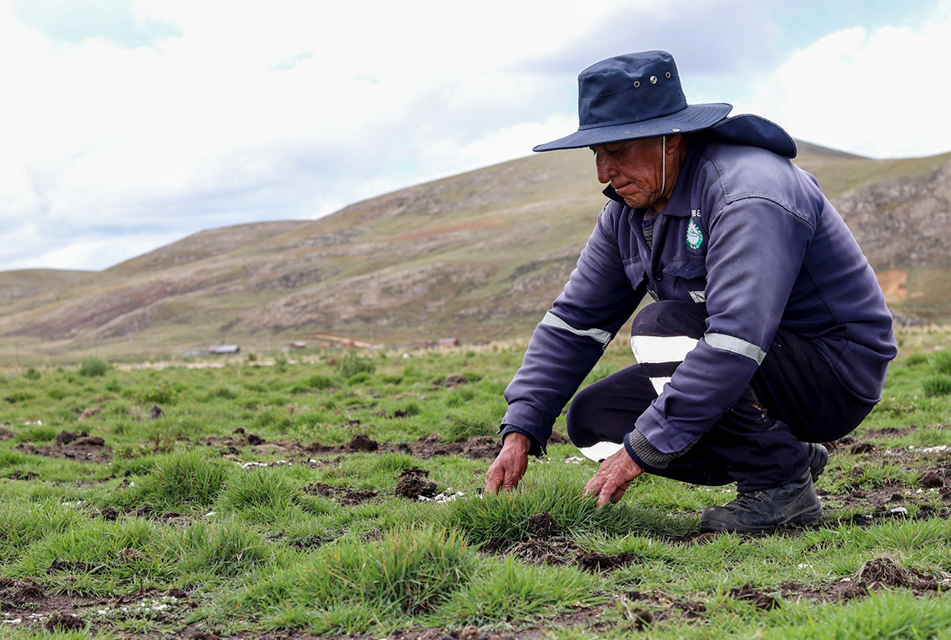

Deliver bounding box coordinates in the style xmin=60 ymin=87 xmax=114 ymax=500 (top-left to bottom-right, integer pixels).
xmin=1 ymin=143 xmax=949 ymax=361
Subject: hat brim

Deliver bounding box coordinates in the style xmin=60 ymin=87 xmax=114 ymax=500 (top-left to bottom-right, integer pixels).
xmin=533 ymin=103 xmax=733 ymax=152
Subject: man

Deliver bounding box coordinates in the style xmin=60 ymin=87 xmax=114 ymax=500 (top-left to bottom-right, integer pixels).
xmin=483 ymin=50 xmax=897 ymax=533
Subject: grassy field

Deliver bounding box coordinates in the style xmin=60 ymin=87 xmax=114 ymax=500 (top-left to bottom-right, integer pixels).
xmin=2 ymin=332 xmax=951 ymax=639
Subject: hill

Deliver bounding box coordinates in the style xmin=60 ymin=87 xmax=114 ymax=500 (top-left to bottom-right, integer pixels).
xmin=1 ymin=143 xmax=949 ymax=363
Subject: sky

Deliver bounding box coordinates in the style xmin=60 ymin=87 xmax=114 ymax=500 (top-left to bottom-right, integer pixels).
xmin=2 ymin=0 xmax=950 ymax=273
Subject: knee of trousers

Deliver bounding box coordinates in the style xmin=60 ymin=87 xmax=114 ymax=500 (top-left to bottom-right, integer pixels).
xmin=630 ymin=300 xmax=707 ymax=339
xmin=565 ymin=384 xmax=601 ymax=447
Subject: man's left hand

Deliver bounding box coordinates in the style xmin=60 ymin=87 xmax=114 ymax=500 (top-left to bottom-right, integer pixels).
xmin=583 ymin=449 xmax=644 ymax=507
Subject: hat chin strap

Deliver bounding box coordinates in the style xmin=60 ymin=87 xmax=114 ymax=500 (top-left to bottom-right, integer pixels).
xmin=661 ymin=135 xmax=667 ymax=198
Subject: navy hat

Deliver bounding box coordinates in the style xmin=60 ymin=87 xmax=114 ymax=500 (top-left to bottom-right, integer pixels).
xmin=534 ymin=50 xmax=732 ymax=152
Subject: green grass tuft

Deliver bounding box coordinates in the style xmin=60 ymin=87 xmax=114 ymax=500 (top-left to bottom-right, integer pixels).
xmin=79 ymin=356 xmax=111 ymax=377
xmin=232 ymin=526 xmax=476 ymax=633
xmin=922 ymin=374 xmax=951 ymax=396
xmin=443 ymin=473 xmax=693 ymax=546
xmin=113 ymin=450 xmax=232 ymax=512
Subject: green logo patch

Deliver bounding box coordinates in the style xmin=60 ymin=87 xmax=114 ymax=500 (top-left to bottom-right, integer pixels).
xmin=686 ymin=219 xmax=704 ymax=249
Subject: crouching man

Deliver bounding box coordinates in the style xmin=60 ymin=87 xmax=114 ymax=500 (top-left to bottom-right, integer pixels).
xmin=484 ymin=50 xmax=896 ymax=533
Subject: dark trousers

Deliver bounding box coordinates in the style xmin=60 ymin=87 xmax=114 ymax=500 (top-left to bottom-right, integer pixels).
xmin=566 ymin=301 xmax=876 ymax=492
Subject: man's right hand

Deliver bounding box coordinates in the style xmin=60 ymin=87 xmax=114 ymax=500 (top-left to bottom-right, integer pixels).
xmin=484 ymin=431 xmax=532 ymax=494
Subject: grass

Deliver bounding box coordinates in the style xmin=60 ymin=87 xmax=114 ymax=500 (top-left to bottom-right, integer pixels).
xmin=2 ymin=333 xmax=951 ymax=638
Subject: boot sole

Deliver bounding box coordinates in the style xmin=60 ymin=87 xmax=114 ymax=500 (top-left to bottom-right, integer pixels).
xmin=699 ymin=503 xmax=824 ymax=533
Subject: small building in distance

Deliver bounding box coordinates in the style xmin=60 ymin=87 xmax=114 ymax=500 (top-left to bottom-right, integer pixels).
xmin=412 ymin=337 xmax=461 ymax=349
xmin=290 ymin=341 xmax=308 ymax=349
xmin=207 ymin=344 xmax=241 ymax=355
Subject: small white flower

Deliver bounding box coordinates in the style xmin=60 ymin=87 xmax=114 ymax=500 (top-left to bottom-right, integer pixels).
xmin=797 ymin=563 xmax=812 ymax=569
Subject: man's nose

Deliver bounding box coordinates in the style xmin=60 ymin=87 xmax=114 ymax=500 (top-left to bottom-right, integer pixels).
xmin=595 ymin=155 xmax=614 ymax=184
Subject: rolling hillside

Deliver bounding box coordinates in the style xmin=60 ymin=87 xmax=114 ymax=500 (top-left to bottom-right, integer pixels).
xmin=1 ymin=143 xmax=949 ymax=363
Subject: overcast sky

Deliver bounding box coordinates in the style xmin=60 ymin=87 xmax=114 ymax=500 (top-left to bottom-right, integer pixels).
xmin=2 ymin=0 xmax=950 ymax=273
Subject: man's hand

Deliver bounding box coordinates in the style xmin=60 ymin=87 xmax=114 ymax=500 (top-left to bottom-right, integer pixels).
xmin=484 ymin=432 xmax=532 ymax=494
xmin=583 ymin=448 xmax=644 ymax=507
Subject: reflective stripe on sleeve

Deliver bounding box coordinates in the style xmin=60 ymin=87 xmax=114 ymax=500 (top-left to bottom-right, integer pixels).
xmin=540 ymin=311 xmax=612 ymax=348
xmin=704 ymin=332 xmax=766 ymax=365
xmin=630 ymin=335 xmax=699 ymax=364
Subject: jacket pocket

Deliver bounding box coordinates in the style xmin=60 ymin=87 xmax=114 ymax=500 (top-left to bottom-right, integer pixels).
xmin=663 ymin=259 xmax=707 ymax=303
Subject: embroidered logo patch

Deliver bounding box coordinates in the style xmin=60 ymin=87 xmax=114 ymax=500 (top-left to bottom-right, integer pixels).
xmin=686 ymin=219 xmax=704 ymax=249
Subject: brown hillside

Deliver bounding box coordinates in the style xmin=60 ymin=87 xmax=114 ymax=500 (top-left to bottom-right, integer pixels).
xmin=0 ymin=143 xmax=949 ymax=362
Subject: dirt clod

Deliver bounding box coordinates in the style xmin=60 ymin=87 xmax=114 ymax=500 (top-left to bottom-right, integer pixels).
xmin=577 ymin=551 xmax=641 ymax=572
xmin=526 ymin=512 xmax=560 ymax=538
xmin=56 ymin=430 xmax=80 ymax=445
xmin=851 ymin=442 xmax=876 ymax=455
xmin=920 ymin=470 xmax=944 ymax=488
xmin=856 ymin=556 xmax=911 ymax=587
xmin=150 ymin=405 xmax=165 ymax=419
xmin=443 ymin=374 xmax=469 ymax=387
xmin=831 ymin=579 xmax=870 ymax=600
xmin=347 ymin=434 xmax=379 ymax=451
xmin=247 ymin=433 xmax=266 ymax=445
xmin=394 ymin=467 xmax=437 ymax=499
xmin=100 ymin=507 xmax=119 ymax=520
xmin=729 ymin=584 xmax=778 ymax=610
xmin=44 ymin=613 xmax=85 ymax=631
xmin=14 ymin=581 xmax=45 ymax=601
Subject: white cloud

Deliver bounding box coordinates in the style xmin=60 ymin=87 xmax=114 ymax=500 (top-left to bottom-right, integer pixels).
xmin=0 ymin=0 xmax=948 ymax=272
xmin=740 ymin=7 xmax=951 ymax=158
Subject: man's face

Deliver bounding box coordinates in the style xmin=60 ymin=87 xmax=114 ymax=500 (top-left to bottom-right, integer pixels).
xmin=591 ymin=137 xmax=665 ymax=210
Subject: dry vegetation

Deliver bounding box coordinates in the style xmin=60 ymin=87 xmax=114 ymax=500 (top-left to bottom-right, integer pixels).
xmin=1 ymin=144 xmax=950 ymax=365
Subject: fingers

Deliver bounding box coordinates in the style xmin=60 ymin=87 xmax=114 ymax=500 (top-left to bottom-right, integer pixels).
xmin=484 ymin=448 xmax=527 ymax=494
xmin=484 ymin=465 xmax=503 ymax=494
xmin=584 ymin=451 xmax=642 ymax=507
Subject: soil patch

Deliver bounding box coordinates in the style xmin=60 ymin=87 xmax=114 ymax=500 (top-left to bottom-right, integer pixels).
xmin=729 ymin=584 xmax=779 ymax=610
xmin=0 ymin=427 xmax=15 ymax=440
xmin=526 ymin=512 xmax=561 ymax=538
xmin=301 ymin=434 xmax=501 ymax=461
xmin=347 ymin=434 xmax=378 ymax=451
xmin=394 ymin=467 xmax=437 ymax=499
xmin=577 ymin=551 xmax=641 ymax=572
xmin=304 ymin=482 xmax=378 ymax=506
xmin=15 ymin=437 xmax=111 ymax=463
xmin=44 ymin=613 xmax=85 ymax=631
xmin=509 ymin=537 xmax=579 ymax=565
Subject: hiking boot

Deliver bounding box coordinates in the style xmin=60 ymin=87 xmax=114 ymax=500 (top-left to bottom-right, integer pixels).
xmin=805 ymin=442 xmax=829 ymax=483
xmin=699 ymin=469 xmax=823 ymax=533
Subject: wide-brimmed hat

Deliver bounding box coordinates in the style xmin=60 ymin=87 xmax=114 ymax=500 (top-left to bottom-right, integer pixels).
xmin=534 ymin=50 xmax=732 ymax=152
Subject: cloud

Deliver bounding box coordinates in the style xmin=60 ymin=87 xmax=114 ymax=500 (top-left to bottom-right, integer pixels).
xmin=13 ymin=0 xmax=180 ymax=48
xmin=739 ymin=5 xmax=951 ymax=158
xmin=0 ymin=0 xmax=948 ymax=273
xmin=530 ymin=0 xmax=784 ymax=78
